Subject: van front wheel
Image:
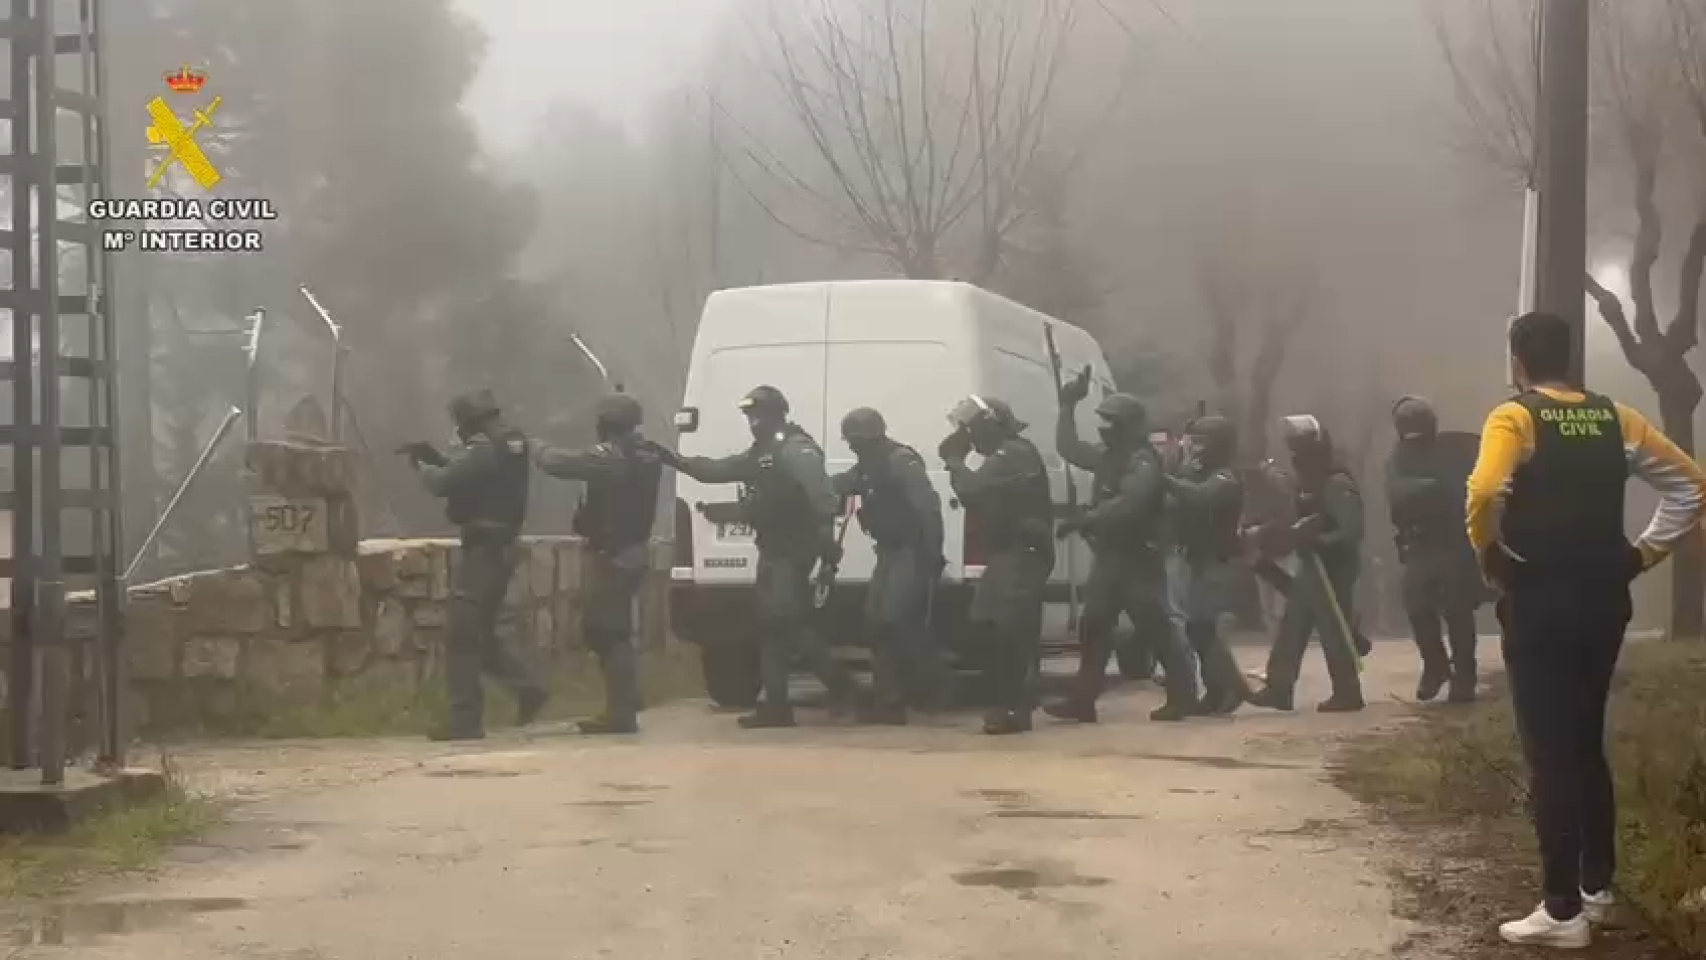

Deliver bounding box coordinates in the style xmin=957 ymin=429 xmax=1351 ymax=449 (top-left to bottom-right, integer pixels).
xmin=700 ymin=643 xmax=761 ymax=708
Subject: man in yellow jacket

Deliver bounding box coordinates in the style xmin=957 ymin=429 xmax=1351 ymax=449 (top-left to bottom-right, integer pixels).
xmin=1467 ymin=311 xmax=1706 ymax=948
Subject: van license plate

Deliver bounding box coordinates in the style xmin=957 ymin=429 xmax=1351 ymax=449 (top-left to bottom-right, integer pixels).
xmin=716 ymin=521 xmax=754 ymax=540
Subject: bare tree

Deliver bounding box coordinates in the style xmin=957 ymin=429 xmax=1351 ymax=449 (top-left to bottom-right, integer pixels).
xmin=1435 ymin=0 xmax=1706 ymax=639
xmin=1199 ymin=239 xmax=1316 ymax=465
xmin=722 ymin=0 xmax=1123 ymax=283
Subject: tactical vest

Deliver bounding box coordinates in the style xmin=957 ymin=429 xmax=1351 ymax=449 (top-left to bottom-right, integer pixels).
xmin=1180 ymin=465 xmax=1243 ymax=563
xmin=978 ymin=437 xmax=1054 ymax=552
xmin=1089 ymin=445 xmax=1164 ymax=554
xmin=746 ymin=426 xmax=822 ymax=557
xmin=1500 ymin=390 xmax=1627 ymax=566
xmin=574 ymin=439 xmax=662 ymax=555
xmin=446 ymin=428 xmax=530 ymax=536
xmin=1295 ymin=466 xmax=1357 ymax=566
xmin=851 ymin=440 xmax=925 ymax=549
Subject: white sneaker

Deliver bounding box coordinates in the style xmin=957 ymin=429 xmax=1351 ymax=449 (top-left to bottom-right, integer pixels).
xmin=1498 ymin=904 xmax=1591 ymax=948
xmin=1581 ymin=889 xmax=1616 ymax=925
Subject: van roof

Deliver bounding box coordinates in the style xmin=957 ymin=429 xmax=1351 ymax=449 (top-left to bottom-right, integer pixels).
xmin=701 ymin=279 xmax=1097 ymax=341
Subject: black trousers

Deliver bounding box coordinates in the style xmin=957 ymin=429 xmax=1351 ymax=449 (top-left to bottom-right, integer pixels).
xmin=1497 ymin=573 xmax=1631 ymax=921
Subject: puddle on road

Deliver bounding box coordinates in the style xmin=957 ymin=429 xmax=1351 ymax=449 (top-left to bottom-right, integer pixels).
xmin=1092 ymin=751 xmax=1300 ymax=771
xmin=5 ymin=898 xmax=249 ymax=946
xmin=989 ymin=810 xmax=1146 ymax=821
xmin=601 ymin=782 xmax=668 ymax=794
xmin=953 ymin=867 xmax=1111 ymax=891
xmin=423 ymin=768 xmax=528 ymax=779
xmin=964 ymin=788 xmax=1032 ymax=804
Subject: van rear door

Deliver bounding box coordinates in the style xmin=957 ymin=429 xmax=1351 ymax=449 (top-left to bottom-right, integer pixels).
xmin=678 ymin=285 xmax=831 ymax=585
xmin=821 ymin=286 xmax=967 ymax=583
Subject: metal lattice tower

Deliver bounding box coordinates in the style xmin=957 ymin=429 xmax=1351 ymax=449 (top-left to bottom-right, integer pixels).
xmin=0 ymin=0 xmax=125 ymax=785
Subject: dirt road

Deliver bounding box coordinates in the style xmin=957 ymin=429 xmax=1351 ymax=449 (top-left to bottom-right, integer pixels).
xmin=13 ymin=648 xmax=1420 ymax=959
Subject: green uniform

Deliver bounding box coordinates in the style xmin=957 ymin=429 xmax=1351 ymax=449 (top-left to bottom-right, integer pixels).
xmin=946 ymin=436 xmax=1053 ymax=719
xmin=535 ymin=435 xmax=663 ymax=730
xmin=1387 ymin=440 xmax=1483 ymax=701
xmin=679 ymin=426 xmax=854 ymax=721
xmin=1166 ymin=461 xmax=1249 ymax=713
xmin=1057 ymin=417 xmax=1198 ymax=715
xmin=832 ymin=440 xmax=946 ymax=713
xmin=417 ymin=426 xmax=545 ymax=737
xmin=1260 ymin=468 xmax=1365 ymax=706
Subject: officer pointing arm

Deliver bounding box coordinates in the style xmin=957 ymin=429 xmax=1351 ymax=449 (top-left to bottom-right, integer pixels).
xmin=1055 ymin=366 xmax=1104 ymax=472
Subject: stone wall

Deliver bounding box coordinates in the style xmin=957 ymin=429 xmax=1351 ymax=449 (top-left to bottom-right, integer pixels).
xmin=64 ymin=535 xmax=670 ymax=732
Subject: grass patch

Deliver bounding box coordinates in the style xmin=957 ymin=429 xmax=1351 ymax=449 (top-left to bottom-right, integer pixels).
xmin=251 ymin=645 xmax=706 ymax=739
xmin=1337 ymin=642 xmax=1706 ymax=958
xmin=0 ymin=756 xmax=221 ymax=902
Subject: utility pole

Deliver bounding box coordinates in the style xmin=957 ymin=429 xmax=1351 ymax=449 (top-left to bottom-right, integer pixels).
xmin=1532 ymin=0 xmax=1592 ymax=387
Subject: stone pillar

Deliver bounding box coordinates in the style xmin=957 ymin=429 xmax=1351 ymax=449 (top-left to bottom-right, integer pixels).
xmin=245 ymin=397 xmax=365 ymax=677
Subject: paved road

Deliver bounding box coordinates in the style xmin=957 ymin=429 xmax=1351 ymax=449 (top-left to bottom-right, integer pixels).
xmin=14 ymin=644 xmax=1424 ymax=960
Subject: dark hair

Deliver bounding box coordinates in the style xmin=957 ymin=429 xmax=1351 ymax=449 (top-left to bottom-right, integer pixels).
xmin=1508 ymin=311 xmax=1573 ymax=383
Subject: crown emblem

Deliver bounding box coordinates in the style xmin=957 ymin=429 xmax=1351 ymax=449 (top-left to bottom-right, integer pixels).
xmin=164 ymin=65 xmax=207 ymax=93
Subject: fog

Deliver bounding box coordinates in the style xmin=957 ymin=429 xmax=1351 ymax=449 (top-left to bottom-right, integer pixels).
xmin=20 ymin=0 xmax=1681 ymax=626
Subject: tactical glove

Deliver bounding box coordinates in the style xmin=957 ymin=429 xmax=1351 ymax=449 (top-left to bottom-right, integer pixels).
xmin=1058 ymin=365 xmax=1092 ymax=406
xmin=937 ymin=429 xmax=972 ymax=462
xmin=395 ymin=441 xmax=447 ymax=467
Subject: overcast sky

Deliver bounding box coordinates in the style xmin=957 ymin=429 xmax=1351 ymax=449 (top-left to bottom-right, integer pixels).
xmin=458 ymin=0 xmax=732 ymax=154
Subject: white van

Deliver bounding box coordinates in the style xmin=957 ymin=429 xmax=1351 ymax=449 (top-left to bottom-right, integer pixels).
xmin=668 ymin=280 xmax=1123 ymax=706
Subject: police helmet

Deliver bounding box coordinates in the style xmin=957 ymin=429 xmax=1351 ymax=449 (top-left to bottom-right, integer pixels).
xmin=738 ymin=385 xmax=789 ymax=419
xmin=947 ymin=395 xmax=1024 ymax=434
xmin=448 ymin=389 xmax=501 ymax=427
xmin=1391 ymin=395 xmax=1438 ymax=440
xmin=1186 ymin=413 xmax=1236 ymax=451
xmin=1281 ymin=413 xmax=1333 ymax=454
xmin=595 ymin=393 xmax=643 ymax=431
xmin=1094 ymin=392 xmax=1148 ymax=428
xmin=841 ymin=407 xmax=888 ymax=442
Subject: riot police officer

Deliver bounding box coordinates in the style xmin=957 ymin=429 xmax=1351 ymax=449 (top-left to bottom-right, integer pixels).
xmin=402 ymin=390 xmax=548 ymax=741
xmin=660 ymin=385 xmax=857 ymax=728
xmin=1248 ymin=415 xmax=1365 ymax=713
xmin=938 ymin=396 xmax=1053 ymax=735
xmin=534 ymin=393 xmax=663 ymax=734
xmin=1164 ymin=414 xmax=1248 ymax=715
xmin=1044 ymin=370 xmax=1197 ymax=723
xmin=1387 ymin=395 xmax=1482 ymax=703
xmin=832 ymin=407 xmax=947 ymax=723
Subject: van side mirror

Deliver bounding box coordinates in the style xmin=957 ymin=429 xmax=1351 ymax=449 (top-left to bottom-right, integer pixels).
xmin=673 ymin=407 xmax=699 ymax=432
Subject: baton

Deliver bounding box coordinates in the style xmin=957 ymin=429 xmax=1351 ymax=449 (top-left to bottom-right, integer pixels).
xmin=1307 ymin=552 xmax=1365 ymax=674
xmin=813 ymin=497 xmax=858 ymax=609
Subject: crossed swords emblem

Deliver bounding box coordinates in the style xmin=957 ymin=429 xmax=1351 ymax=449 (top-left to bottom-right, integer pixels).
xmin=145 ymin=94 xmax=222 ymax=190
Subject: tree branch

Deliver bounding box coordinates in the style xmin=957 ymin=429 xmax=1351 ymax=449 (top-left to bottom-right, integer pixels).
xmin=1665 ymin=219 xmax=1706 ymax=354
xmin=1585 ymin=270 xmax=1650 ymax=373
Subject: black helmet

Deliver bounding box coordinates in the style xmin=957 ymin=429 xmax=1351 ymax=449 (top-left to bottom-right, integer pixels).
xmin=841 ymin=407 xmax=887 ymax=442
xmin=1391 ymin=395 xmax=1437 ymax=440
xmin=947 ymin=395 xmax=1023 ymax=434
xmin=1281 ymin=413 xmax=1333 ymax=456
xmin=738 ymin=385 xmax=789 ymax=419
xmin=448 ymin=389 xmax=500 ymax=427
xmin=1186 ymin=413 xmax=1237 ymax=458
xmin=595 ymin=393 xmax=643 ymax=431
xmin=1094 ymin=392 xmax=1148 ymax=428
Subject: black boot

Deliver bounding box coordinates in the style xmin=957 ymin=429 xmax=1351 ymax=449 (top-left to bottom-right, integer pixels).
xmin=1150 ymin=699 xmax=1195 ymax=722
xmin=578 ymin=715 xmax=639 ymax=735
xmin=1447 ymin=672 xmax=1478 ymax=704
xmin=982 ymin=708 xmax=1033 ymax=735
xmin=1043 ymin=698 xmax=1098 ymax=723
xmin=738 ymin=706 xmax=797 ymax=729
xmin=516 ymin=687 xmax=548 ymax=726
xmin=1316 ymin=694 xmax=1365 ymax=713
xmin=1247 ymin=686 xmax=1294 ymax=712
xmin=856 ymin=702 xmax=909 ymax=725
